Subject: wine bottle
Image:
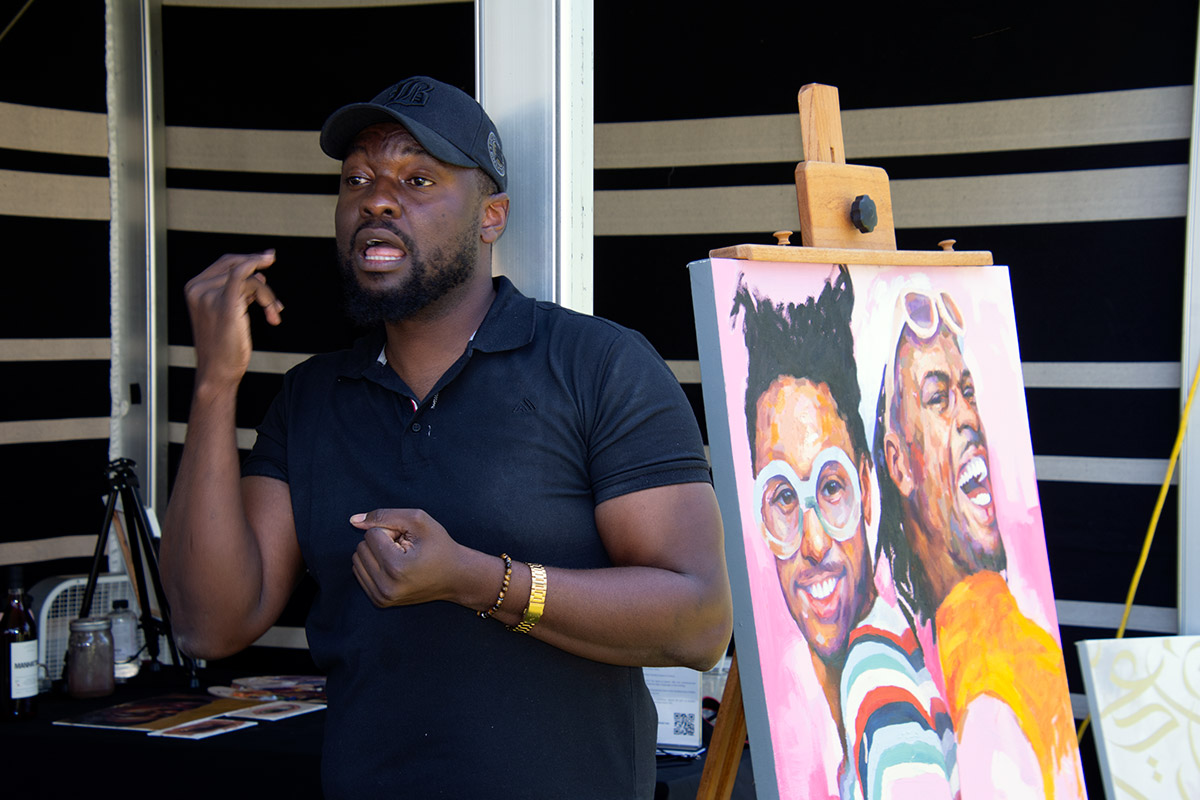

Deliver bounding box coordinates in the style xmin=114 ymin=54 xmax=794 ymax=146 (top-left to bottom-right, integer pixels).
xmin=2 ymin=565 xmax=38 ymax=720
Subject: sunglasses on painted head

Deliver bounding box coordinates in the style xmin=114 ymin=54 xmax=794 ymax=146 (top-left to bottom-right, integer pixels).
xmin=882 ymin=287 xmax=967 ymax=429
xmin=753 ymin=446 xmax=863 ymax=560
xmin=899 ymin=289 xmax=964 ymax=341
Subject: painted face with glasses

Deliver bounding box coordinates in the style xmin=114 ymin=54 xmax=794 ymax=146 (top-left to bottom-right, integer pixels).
xmin=755 ymin=447 xmax=863 ymax=559
xmin=753 ymin=376 xmax=874 ymax=662
xmin=881 ymin=287 xmax=1004 ymax=604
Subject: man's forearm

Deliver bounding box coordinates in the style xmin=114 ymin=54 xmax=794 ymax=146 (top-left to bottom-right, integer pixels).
xmin=350 ymin=483 xmax=733 ymax=670
xmin=160 ymin=382 xmax=279 ymax=658
xmin=479 ymin=560 xmax=733 ymax=670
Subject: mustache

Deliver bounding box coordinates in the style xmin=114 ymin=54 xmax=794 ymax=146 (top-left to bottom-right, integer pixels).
xmin=956 ymin=425 xmax=986 ymax=459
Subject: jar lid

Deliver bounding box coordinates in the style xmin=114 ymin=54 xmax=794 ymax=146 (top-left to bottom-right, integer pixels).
xmin=70 ymin=616 xmax=112 ymax=631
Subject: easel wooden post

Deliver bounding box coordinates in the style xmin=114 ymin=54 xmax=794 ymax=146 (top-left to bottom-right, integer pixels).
xmin=695 ymin=83 xmax=989 ymax=800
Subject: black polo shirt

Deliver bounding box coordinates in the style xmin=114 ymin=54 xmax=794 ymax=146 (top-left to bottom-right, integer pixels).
xmin=243 ymin=276 xmax=711 ymax=799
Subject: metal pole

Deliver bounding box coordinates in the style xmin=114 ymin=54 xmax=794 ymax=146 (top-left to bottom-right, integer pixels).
xmin=477 ymin=0 xmax=594 ymax=313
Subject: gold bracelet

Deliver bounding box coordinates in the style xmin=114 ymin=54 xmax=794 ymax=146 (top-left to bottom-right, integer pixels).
xmin=478 ymin=553 xmax=512 ymax=620
xmin=508 ymin=563 xmax=547 ymax=634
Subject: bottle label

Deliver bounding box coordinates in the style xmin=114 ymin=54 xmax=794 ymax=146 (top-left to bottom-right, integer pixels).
xmin=111 ymin=617 xmax=138 ymax=661
xmin=10 ymin=639 xmax=38 ymax=699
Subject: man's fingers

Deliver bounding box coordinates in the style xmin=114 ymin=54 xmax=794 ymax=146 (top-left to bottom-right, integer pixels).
xmin=247 ymin=274 xmax=285 ymax=326
xmin=364 ymin=527 xmax=411 ymax=562
xmin=189 ymin=250 xmax=274 ymax=287
xmin=227 ymin=250 xmax=276 ymax=279
xmin=188 ymin=251 xmax=279 ymax=306
xmin=353 ymin=535 xmax=415 ymax=608
xmin=349 ymin=508 xmax=425 ymax=532
xmin=350 ymin=553 xmax=385 ymax=607
xmin=217 ymin=251 xmax=284 ymax=324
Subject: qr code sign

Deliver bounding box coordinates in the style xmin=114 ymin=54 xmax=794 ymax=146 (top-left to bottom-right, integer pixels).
xmin=673 ymin=712 xmax=696 ymax=737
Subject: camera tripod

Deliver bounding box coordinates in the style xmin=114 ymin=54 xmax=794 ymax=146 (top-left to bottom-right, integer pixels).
xmin=79 ymin=458 xmax=193 ymax=679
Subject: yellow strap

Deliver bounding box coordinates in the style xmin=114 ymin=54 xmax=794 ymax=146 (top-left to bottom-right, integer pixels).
xmin=1078 ymin=356 xmax=1200 ymax=744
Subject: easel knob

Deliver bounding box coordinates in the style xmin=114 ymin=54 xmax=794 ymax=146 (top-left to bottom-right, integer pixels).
xmin=773 ymin=230 xmax=793 ymax=246
xmin=851 ymin=196 xmax=877 ymax=233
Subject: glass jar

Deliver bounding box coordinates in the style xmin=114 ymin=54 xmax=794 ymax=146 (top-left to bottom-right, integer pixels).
xmin=67 ymin=617 xmax=114 ymax=699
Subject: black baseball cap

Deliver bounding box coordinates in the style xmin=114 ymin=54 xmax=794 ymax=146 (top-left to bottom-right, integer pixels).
xmin=320 ymin=76 xmax=507 ymax=193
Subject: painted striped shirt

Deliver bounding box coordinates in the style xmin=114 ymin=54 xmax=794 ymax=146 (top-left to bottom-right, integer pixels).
xmin=840 ymin=597 xmax=959 ymax=800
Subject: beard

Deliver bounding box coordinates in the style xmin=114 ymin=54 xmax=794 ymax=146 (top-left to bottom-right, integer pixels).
xmin=338 ymin=220 xmax=478 ymax=327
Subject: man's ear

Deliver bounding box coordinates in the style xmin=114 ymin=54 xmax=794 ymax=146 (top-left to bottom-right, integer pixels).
xmin=480 ymin=192 xmax=509 ymax=244
xmin=859 ymin=458 xmax=873 ymax=528
xmin=884 ymin=431 xmax=915 ymax=498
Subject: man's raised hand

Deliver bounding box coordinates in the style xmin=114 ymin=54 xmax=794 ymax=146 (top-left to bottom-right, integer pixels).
xmin=184 ymin=250 xmax=284 ymax=389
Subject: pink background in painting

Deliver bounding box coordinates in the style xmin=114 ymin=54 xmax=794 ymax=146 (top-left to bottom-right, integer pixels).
xmin=706 ymin=258 xmax=1062 ymax=799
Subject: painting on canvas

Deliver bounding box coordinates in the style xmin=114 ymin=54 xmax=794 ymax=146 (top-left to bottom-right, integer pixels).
xmin=1078 ymin=635 xmax=1200 ymax=799
xmin=690 ymin=257 xmax=1087 ymax=800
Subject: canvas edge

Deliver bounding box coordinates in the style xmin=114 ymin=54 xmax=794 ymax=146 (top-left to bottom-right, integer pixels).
xmin=1076 ymin=639 xmax=1115 ymax=800
xmin=689 ymin=257 xmax=781 ymax=799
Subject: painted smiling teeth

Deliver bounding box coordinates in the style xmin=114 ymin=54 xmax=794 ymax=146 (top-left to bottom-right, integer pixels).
xmin=807 ymin=576 xmax=837 ymax=600
xmin=958 ymin=455 xmax=992 ymax=507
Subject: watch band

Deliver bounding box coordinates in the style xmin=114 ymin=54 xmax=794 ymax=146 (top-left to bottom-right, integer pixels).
xmin=509 ymin=563 xmax=547 ymax=634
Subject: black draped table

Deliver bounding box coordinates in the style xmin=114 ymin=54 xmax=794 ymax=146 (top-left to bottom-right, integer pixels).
xmin=1 ymin=667 xmax=755 ymax=799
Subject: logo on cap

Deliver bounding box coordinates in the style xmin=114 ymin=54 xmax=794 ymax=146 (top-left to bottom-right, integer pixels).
xmin=389 ymin=79 xmax=433 ymax=107
xmin=488 ymin=131 xmax=506 ymax=178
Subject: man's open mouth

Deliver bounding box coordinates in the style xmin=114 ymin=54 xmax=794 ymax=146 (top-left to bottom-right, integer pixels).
xmin=362 ymin=238 xmax=406 ymax=263
xmin=957 ymin=454 xmax=992 ymax=507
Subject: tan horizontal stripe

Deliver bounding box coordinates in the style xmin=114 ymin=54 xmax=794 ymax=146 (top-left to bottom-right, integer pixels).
xmin=166 ymin=127 xmax=332 ymax=174
xmin=1056 ymin=600 xmax=1177 ymax=633
xmin=596 ymin=115 xmax=806 ymax=171
xmin=252 ymin=626 xmax=309 ymax=649
xmin=0 ymin=102 xmax=108 ymax=157
xmin=0 ymin=170 xmax=110 ymax=221
xmin=0 ymin=535 xmax=98 ymax=565
xmin=0 ymin=418 xmax=110 ymax=444
xmin=596 ymin=166 xmax=1188 ymax=236
xmin=1070 ymin=693 xmax=1088 ymax=720
xmin=893 ymin=165 xmax=1187 ymax=229
xmin=173 ymin=345 xmax=689 ymax=383
xmin=162 ymin=431 xmax=1173 ymax=487
xmin=1022 ymin=362 xmax=1181 ymax=389
xmin=168 ymin=346 xmax=1180 ymax=394
xmin=598 ymin=184 xmax=792 ymax=237
xmin=664 ymin=360 xmax=1183 ymax=390
xmin=847 ymin=87 xmax=1194 ymax=159
xmin=168 ymin=421 xmax=256 ymax=450
xmin=167 ymin=187 xmax=334 ymax=236
xmin=0 ymin=338 xmax=111 ymax=361
xmin=666 ymin=360 xmax=701 ymax=383
xmin=596 ymin=86 xmax=1193 ymax=169
xmin=1034 ymin=455 xmax=1173 ymax=485
xmin=168 ymin=345 xmax=309 ymax=374
xmin=165 ymin=0 xmax=464 ymax=6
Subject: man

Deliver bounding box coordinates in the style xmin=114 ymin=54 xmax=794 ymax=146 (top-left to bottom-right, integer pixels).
xmin=875 ymin=285 xmax=1084 ymax=798
xmin=733 ymin=268 xmax=953 ymax=800
xmin=160 ymin=76 xmax=733 ymax=799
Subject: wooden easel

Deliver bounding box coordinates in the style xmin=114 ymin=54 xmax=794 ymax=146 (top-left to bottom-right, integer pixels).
xmin=694 ymin=83 xmax=990 ymax=800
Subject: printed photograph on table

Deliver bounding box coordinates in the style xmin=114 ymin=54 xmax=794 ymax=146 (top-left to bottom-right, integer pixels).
xmin=690 ymin=257 xmax=1087 ymax=800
